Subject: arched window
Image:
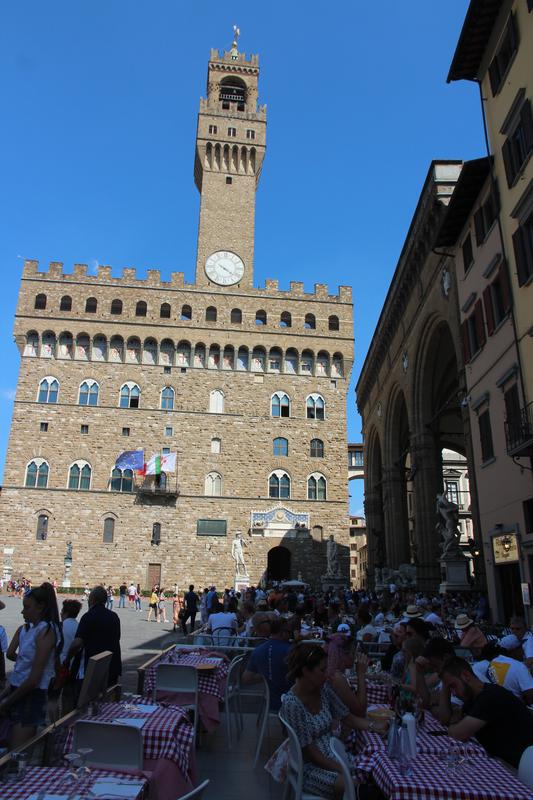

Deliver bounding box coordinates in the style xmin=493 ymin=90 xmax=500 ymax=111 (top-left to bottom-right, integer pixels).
xmin=269 ymin=470 xmax=291 ymax=499
xmin=60 ymin=295 xmax=72 ymax=311
xmin=120 ymin=382 xmax=140 ymax=408
xmin=93 ymin=335 xmax=107 ymax=362
xmin=181 ymin=304 xmax=192 ymax=321
xmin=231 ymin=308 xmax=242 ymax=324
xmin=38 ymin=377 xmax=59 ymax=404
xmin=206 ymin=306 xmax=217 ymax=322
xmin=143 ymin=338 xmax=157 ymax=365
xmin=304 ymin=313 xmax=316 ymax=329
xmin=68 ymin=461 xmax=91 ymax=490
xmin=36 ymin=514 xmax=48 ymax=540
xmin=310 ymin=438 xmax=324 ymax=458
xmin=79 ymin=380 xmax=99 ymax=406
xmin=208 ymin=344 xmax=220 ymax=369
xmin=24 ymin=331 xmax=39 ymax=357
xmin=316 ymin=351 xmax=330 ymax=376
xmin=271 ymin=392 xmax=290 ymax=418
xmin=251 ymin=347 xmax=266 ymax=372
xmin=331 ymin=353 xmax=343 ymax=377
xmin=280 ymin=311 xmax=292 ymax=328
xmin=219 ymin=76 xmax=246 ymax=109
xmin=211 ymin=437 xmax=221 ymax=454
xmin=111 ymin=298 xmax=123 ymax=315
xmin=58 ymin=332 xmax=73 ymax=359
xmin=273 ymin=437 xmax=288 ymax=457
xmin=205 ymin=471 xmax=222 ymax=496
xmin=306 ymin=394 xmax=325 ymax=420
xmin=75 ymin=334 xmax=90 ymax=360
xmin=268 ymin=347 xmax=282 ymax=373
xmin=110 ymin=468 xmax=134 ymax=493
xmin=151 ymin=523 xmax=161 ymax=545
xmin=209 ymin=389 xmax=224 ymax=413
xmin=85 ymin=297 xmax=97 ymax=313
xmin=308 ymin=474 xmax=327 ymax=500
xmin=328 ymin=315 xmax=340 ymax=331
xmin=126 ymin=337 xmax=141 ymax=364
xmin=177 ymin=341 xmax=191 ymax=367
xmin=161 ymin=386 xmax=175 ymax=410
xmin=136 ymin=301 xmax=147 ymax=317
xmin=35 ymin=294 xmax=46 ymax=310
xmin=160 ymin=303 xmax=171 ymax=319
xmin=194 ymin=344 xmax=206 ymax=368
xmin=284 ymin=348 xmax=298 ymax=374
xmin=41 ymin=331 xmax=56 ymax=358
xmin=222 ymin=346 xmax=234 ymax=370
xmin=109 ymin=336 xmax=124 ymax=363
xmin=237 ymin=346 xmax=249 ymax=371
xmin=103 ymin=517 xmax=115 ymax=543
xmin=300 ymin=350 xmax=314 ymax=375
xmin=255 ymin=310 xmax=267 ymax=326
xmin=159 ymin=339 xmax=175 ymax=366
xmin=25 ymin=459 xmax=49 ymax=488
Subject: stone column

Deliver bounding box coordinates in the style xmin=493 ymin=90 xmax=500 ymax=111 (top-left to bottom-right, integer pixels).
xmin=364 ymin=490 xmax=384 ymax=588
xmin=382 ymin=467 xmax=411 ymax=567
xmin=410 ymin=431 xmax=441 ymax=590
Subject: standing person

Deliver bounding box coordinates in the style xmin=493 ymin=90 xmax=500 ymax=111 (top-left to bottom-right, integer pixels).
xmin=173 ymin=593 xmax=183 ymax=632
xmin=0 ymin=583 xmax=60 ymax=749
xmin=147 ymin=587 xmax=159 ymax=622
xmin=199 ymin=588 xmax=209 ymax=625
xmin=127 ymin=582 xmax=136 ymax=607
xmin=135 ymin=584 xmax=142 ymax=612
xmin=105 ymin=585 xmax=114 ymax=610
xmin=59 ymin=599 xmax=82 ymax=664
xmin=158 ymin=588 xmax=168 ymax=624
xmin=118 ymin=582 xmax=127 ymax=609
xmin=206 ymin=586 xmax=217 ymax=616
xmin=83 ymin=583 xmax=90 ymax=604
xmin=67 ymin=585 xmax=122 ymax=687
xmin=181 ymin=585 xmax=199 ymax=636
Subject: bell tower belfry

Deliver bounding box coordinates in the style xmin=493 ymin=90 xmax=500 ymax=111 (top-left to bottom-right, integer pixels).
xmin=194 ymin=29 xmax=266 ymax=289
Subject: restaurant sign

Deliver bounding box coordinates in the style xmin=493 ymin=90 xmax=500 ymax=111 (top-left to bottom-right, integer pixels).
xmin=492 ymin=532 xmax=519 ymax=564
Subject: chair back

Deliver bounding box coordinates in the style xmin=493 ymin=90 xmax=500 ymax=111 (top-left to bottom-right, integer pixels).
xmin=226 ymin=654 xmax=245 ymax=698
xmin=72 ymin=720 xmax=143 ymax=770
xmin=178 ymin=779 xmax=210 ymax=800
xmin=77 ymin=651 xmax=112 ymax=709
xmin=279 ymin=711 xmax=303 ymax=799
xmin=330 ymin=736 xmax=356 ymax=800
xmin=519 ymin=745 xmax=533 ymax=789
xmin=211 ymin=626 xmax=236 ymax=646
xmin=155 ymin=664 xmax=199 ymax=739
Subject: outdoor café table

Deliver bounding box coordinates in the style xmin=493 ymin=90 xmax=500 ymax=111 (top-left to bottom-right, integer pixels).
xmin=346 ymin=706 xmax=486 ymax=775
xmin=348 ymin=676 xmax=390 ymax=706
xmin=1 ymin=765 xmax=148 ymax=799
xmin=64 ymin=699 xmax=196 ymax=800
xmin=143 ymin=649 xmax=229 ymax=733
xmin=371 ymin=752 xmax=533 ymax=800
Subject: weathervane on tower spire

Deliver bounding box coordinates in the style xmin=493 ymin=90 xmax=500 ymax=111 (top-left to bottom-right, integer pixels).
xmin=230 ymin=24 xmax=240 ymax=58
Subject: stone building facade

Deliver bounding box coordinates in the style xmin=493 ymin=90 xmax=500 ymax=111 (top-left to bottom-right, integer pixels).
xmin=0 ymin=41 xmax=354 ymax=590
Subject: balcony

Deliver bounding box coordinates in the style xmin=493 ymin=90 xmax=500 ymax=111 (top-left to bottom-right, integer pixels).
xmin=505 ymin=401 xmax=533 ymax=457
xmin=136 ymin=475 xmax=179 ymax=498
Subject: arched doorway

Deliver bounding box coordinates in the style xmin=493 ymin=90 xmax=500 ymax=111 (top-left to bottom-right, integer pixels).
xmin=267 ymin=546 xmax=291 ymax=581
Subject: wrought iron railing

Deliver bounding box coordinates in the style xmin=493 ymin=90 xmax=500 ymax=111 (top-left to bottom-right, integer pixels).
xmin=505 ymin=400 xmax=533 ymax=456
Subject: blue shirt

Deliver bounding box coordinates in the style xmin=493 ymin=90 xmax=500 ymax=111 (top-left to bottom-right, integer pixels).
xmin=247 ymin=639 xmax=293 ymax=711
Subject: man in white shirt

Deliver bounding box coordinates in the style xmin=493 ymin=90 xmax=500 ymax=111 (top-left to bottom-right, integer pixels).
xmin=424 ymin=602 xmax=443 ymax=627
xmin=128 ymin=583 xmax=137 ymax=607
xmin=510 ymin=616 xmax=533 ymax=669
xmin=472 ymin=635 xmax=533 ymax=704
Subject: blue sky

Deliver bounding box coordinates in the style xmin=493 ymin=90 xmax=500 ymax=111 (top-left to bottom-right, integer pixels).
xmin=0 ymin=1 xmax=485 ymax=514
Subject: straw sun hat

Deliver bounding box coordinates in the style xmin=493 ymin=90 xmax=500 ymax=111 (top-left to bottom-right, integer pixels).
xmin=455 ymin=613 xmax=474 ymax=629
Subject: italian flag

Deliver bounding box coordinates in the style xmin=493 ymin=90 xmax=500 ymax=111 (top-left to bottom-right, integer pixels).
xmin=138 ymin=452 xmax=177 ymax=476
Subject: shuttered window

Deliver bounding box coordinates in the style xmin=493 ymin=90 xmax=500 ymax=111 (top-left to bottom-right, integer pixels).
xmin=482 ymin=262 xmax=512 ymax=335
xmin=502 ymin=101 xmax=533 ymax=187
xmin=488 ymin=14 xmax=518 ymax=96
xmin=461 ymin=299 xmax=486 ymax=363
xmin=513 ymin=211 xmax=533 ymax=286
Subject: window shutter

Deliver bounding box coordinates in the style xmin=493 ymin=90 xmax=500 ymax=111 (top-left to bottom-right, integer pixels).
xmin=474 ymin=299 xmax=486 ymax=350
xmin=509 ymin=12 xmax=519 ymax=52
xmin=498 ymin=261 xmax=512 ymax=313
xmin=488 ymin=60 xmax=500 ymax=96
xmin=461 ymin=321 xmax=471 ymax=363
xmin=502 ymin=138 xmax=515 ymax=187
xmin=513 ymin=227 xmax=529 ymax=286
xmin=474 ymin=208 xmax=485 ymax=245
xmin=483 ymin=286 xmax=495 ymax=336
xmin=521 ymin=101 xmax=533 ymax=155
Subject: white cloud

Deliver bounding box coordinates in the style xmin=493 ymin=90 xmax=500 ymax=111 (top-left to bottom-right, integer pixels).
xmin=89 ymin=259 xmax=100 ymax=274
xmin=1 ymin=389 xmax=16 ymax=401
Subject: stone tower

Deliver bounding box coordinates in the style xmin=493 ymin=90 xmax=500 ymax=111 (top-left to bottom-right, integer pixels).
xmin=194 ymin=33 xmax=266 ymax=289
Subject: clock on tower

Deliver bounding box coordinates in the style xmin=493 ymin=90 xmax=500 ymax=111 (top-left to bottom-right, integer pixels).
xmin=193 ymin=32 xmax=266 ymax=289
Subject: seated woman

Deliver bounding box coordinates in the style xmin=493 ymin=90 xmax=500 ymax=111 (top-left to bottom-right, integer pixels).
xmin=398 ymin=636 xmax=425 ymax=703
xmin=0 ymin=582 xmax=60 ymax=749
xmin=281 ymin=643 xmax=387 ymax=800
xmin=326 ymin=633 xmax=368 ymax=717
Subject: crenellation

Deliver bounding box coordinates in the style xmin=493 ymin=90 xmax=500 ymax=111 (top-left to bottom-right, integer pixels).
xmin=290 ymin=281 xmax=305 ymax=295
xmin=265 ymin=279 xmax=279 ymax=292
xmin=122 ymin=267 xmax=137 ymax=281
xmin=146 ymin=269 xmax=161 ymax=285
xmin=314 ymin=284 xmax=328 ymax=299
xmin=23 ymin=259 xmax=39 ymax=276
xmin=98 ymin=265 xmax=112 ymax=280
xmin=73 ymin=263 xmax=88 ymax=278
xmin=49 ymin=262 xmax=64 ymax=278
xmin=170 ymin=272 xmax=185 ymax=287
xmin=339 ymin=286 xmax=352 ymax=302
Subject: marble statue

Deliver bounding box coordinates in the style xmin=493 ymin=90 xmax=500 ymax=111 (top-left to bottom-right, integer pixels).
xmin=231 ymin=532 xmax=247 ymax=575
xmin=326 ymin=534 xmax=340 ymax=577
xmin=436 ymin=492 xmax=462 ymax=558
xmin=65 ymin=541 xmax=73 ymax=561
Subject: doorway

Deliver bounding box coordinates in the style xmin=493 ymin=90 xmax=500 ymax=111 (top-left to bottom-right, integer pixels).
xmin=498 ymin=563 xmax=523 ymax=620
xmin=267 ymin=546 xmax=291 ymax=582
xmin=147 ymin=562 xmax=161 ymax=590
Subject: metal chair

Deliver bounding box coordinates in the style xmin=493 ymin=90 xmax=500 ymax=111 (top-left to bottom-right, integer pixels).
xmin=330 ymin=736 xmax=357 ymax=800
xmin=178 ymin=779 xmax=210 ymax=799
xmin=155 ymin=663 xmax=199 ymax=741
xmin=72 ymin=720 xmax=143 ymax=770
xmin=519 ymin=745 xmax=533 ymax=789
xmin=278 ymin=711 xmax=325 ymax=800
xmin=223 ymin=654 xmax=246 ymax=747
xmin=210 ymin=626 xmax=236 ymax=646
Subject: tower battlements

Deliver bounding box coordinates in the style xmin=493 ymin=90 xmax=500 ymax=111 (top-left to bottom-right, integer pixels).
xmin=21 ymin=260 xmax=352 ymax=303
xmin=209 ymin=48 xmax=259 ymax=68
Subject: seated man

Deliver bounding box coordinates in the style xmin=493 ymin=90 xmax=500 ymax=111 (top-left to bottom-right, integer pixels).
xmin=241 ymin=617 xmax=293 ymax=710
xmin=206 ymin=599 xmax=238 ymax=643
xmin=510 ymin=616 xmax=533 ymax=670
xmin=472 ymin=636 xmax=533 ymax=704
xmin=414 ymin=637 xmax=462 ymax=723
xmin=440 ymin=656 xmax=533 ymax=768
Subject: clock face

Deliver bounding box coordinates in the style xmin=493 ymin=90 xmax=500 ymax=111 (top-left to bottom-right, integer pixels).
xmin=205 ymin=251 xmax=245 ymax=286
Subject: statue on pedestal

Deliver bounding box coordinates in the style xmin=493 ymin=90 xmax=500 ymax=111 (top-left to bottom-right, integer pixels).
xmin=436 ymin=492 xmax=462 ymax=559
xmin=326 ymin=535 xmax=340 ymax=578
xmin=231 ymin=532 xmax=248 ymax=575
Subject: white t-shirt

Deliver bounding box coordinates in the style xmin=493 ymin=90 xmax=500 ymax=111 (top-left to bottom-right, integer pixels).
xmin=425 ymin=612 xmax=443 ymax=626
xmin=207 ymin=611 xmax=237 ymax=633
xmin=128 ymin=584 xmax=136 ymax=597
xmin=60 ymin=617 xmax=78 ymax=664
xmin=10 ymin=621 xmax=58 ymax=690
xmin=472 ymin=655 xmax=533 ymax=700
xmin=521 ymin=631 xmax=533 ymax=660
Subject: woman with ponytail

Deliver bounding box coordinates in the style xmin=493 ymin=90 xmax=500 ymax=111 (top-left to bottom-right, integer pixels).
xmin=0 ymin=581 xmax=61 ymax=748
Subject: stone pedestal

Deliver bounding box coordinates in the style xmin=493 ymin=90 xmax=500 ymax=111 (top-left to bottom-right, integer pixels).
xmin=62 ymin=560 xmax=72 ymax=588
xmin=234 ymin=572 xmax=249 ymax=593
xmin=321 ymin=575 xmax=345 ymax=593
xmin=439 ymin=557 xmax=471 ymax=593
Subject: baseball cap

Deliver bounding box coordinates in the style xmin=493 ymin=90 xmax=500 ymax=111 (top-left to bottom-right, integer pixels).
xmin=337 ymin=623 xmax=351 ymax=635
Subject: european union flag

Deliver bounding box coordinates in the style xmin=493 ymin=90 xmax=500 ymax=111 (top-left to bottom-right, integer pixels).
xmin=115 ymin=450 xmax=144 ymax=470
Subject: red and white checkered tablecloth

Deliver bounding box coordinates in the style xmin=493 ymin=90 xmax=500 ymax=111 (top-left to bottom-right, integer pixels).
xmin=2 ymin=765 xmax=148 ymax=799
xmin=64 ymin=700 xmax=195 ymax=777
xmin=372 ymin=753 xmax=533 ymax=800
xmin=143 ymin=649 xmax=229 ymax=702
xmin=346 ymin=708 xmax=486 ymax=773
xmin=348 ymin=676 xmax=391 ymax=706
